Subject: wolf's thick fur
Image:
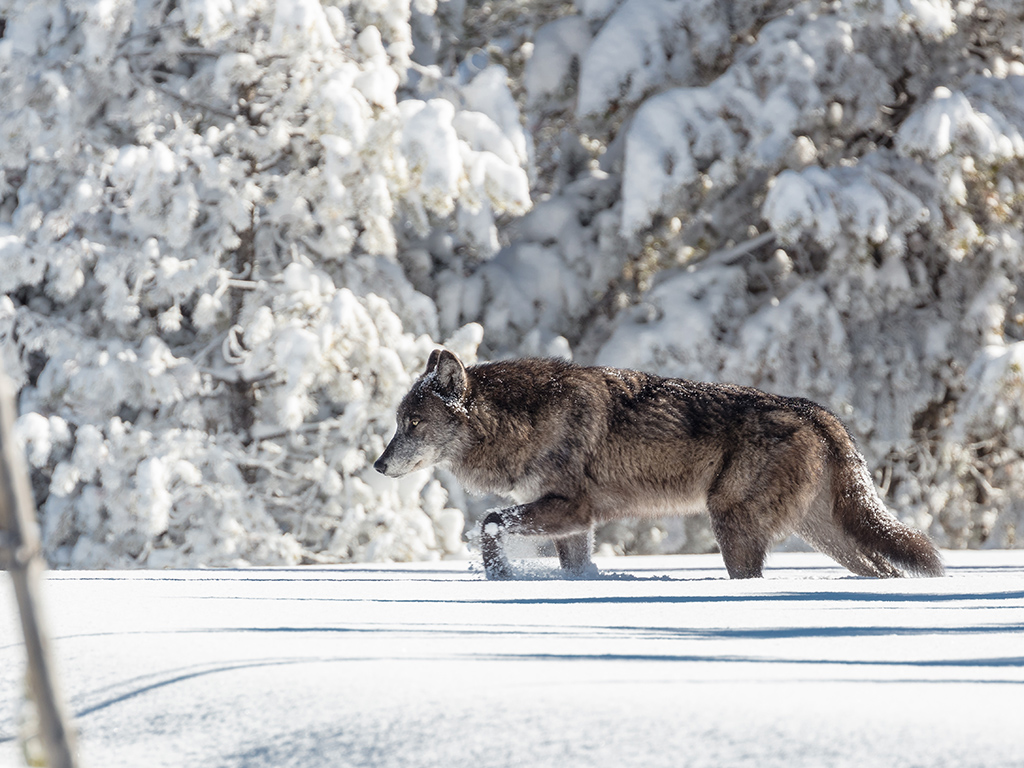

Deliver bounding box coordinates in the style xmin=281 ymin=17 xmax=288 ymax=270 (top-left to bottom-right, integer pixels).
xmin=375 ymin=350 xmax=944 ymax=580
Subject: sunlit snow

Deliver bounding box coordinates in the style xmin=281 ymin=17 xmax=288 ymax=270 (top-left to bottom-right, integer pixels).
xmin=3 ymin=550 xmax=1022 ymax=767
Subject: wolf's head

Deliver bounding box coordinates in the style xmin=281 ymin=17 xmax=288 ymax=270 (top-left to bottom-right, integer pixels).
xmin=374 ymin=349 xmax=470 ymax=478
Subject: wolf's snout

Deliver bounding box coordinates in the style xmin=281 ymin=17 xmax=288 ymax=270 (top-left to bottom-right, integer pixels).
xmin=373 ymin=456 xmax=388 ymax=475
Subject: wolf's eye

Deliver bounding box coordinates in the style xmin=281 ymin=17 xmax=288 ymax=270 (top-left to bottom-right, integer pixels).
xmin=409 ymin=418 xmax=421 ymax=428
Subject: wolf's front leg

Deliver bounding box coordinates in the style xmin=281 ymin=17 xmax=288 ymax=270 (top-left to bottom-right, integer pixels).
xmin=479 ymin=494 xmax=592 ymax=580
xmin=555 ymin=530 xmax=594 ymax=576
xmin=480 ymin=509 xmax=515 ymax=580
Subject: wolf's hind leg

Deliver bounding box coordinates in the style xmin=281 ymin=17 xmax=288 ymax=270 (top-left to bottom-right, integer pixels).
xmin=706 ymin=433 xmax=824 ymax=578
xmin=713 ymin=526 xmax=770 ymax=578
xmin=707 ymin=501 xmax=772 ymax=579
xmin=555 ymin=530 xmax=593 ymax=575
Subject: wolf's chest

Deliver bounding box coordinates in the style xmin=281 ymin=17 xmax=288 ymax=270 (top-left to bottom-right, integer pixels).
xmin=449 ymin=459 xmax=547 ymax=504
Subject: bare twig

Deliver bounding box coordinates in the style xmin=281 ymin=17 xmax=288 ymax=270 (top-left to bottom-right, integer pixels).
xmin=698 ymin=231 xmax=777 ymax=268
xmin=124 ymin=56 xmax=236 ymax=120
xmin=0 ymin=372 xmax=79 ymax=768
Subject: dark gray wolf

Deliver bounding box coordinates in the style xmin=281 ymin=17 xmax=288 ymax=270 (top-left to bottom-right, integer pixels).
xmin=374 ymin=349 xmax=944 ymax=580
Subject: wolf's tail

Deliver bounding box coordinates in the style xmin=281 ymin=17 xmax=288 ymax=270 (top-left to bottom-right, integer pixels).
xmin=818 ymin=414 xmax=944 ymax=578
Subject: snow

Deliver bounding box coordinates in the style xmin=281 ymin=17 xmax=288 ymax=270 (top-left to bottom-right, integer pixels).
xmin=3 ymin=550 xmax=1023 ymax=767
xmin=462 ymin=66 xmax=530 ymax=168
xmin=523 ymin=16 xmax=591 ymax=110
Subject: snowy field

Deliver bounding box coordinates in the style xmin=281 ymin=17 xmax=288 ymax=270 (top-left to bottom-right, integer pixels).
xmin=2 ymin=550 xmax=1023 ymax=768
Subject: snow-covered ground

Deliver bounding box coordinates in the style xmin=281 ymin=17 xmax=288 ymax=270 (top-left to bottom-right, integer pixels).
xmin=2 ymin=550 xmax=1023 ymax=768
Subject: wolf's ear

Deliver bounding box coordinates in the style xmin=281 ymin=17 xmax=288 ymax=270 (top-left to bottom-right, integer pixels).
xmin=434 ymin=349 xmax=468 ymax=400
xmin=424 ymin=349 xmax=443 ymax=374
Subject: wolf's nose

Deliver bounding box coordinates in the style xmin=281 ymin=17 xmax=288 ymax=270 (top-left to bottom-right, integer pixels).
xmin=373 ymin=457 xmax=388 ymax=475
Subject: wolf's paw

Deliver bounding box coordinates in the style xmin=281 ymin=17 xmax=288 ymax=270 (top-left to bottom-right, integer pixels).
xmin=484 ymin=558 xmax=514 ymax=580
xmin=563 ymin=561 xmax=600 ymax=580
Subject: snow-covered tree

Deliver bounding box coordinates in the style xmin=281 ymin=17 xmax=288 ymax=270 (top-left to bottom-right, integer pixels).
xmin=0 ymin=0 xmax=527 ymax=566
xmin=3 ymin=0 xmax=1024 ymax=567
xmin=468 ymin=0 xmax=1024 ymax=552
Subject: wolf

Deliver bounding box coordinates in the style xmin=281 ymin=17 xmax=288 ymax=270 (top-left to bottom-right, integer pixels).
xmin=374 ymin=349 xmax=944 ymax=580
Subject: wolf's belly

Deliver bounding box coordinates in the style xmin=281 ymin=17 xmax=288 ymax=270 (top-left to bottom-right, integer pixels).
xmin=591 ymin=485 xmax=709 ymax=521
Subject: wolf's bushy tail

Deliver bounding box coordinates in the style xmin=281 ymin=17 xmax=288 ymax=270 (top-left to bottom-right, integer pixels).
xmin=833 ymin=455 xmax=945 ymax=577
xmin=811 ymin=407 xmax=944 ymax=578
